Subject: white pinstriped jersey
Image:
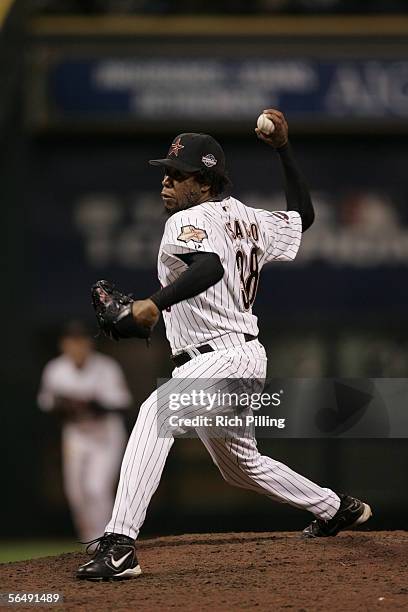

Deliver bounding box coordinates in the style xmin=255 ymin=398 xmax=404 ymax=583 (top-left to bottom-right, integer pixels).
xmin=158 ymin=196 xmax=302 ymax=353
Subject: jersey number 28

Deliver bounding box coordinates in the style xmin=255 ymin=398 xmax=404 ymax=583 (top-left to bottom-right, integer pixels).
xmin=235 ymin=247 xmax=260 ymax=310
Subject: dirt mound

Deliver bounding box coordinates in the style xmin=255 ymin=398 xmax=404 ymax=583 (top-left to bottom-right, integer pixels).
xmin=1 ymin=531 xmax=407 ymax=611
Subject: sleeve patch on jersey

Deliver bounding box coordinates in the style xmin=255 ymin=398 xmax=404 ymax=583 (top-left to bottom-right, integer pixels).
xmin=177 ymin=225 xmax=208 ymax=244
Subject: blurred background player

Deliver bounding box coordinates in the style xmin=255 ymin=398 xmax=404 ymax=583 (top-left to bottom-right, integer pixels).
xmin=37 ymin=321 xmax=131 ymax=541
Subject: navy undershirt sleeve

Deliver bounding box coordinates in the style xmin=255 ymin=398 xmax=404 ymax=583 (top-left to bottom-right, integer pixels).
xmin=277 ymin=142 xmax=315 ymax=232
xmin=150 ymin=252 xmax=224 ymax=312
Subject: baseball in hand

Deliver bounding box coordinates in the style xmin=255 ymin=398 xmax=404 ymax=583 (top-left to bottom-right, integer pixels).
xmin=256 ymin=113 xmax=275 ymax=135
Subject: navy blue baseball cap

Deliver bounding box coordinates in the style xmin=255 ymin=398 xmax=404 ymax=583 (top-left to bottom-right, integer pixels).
xmin=149 ymin=133 xmax=226 ymax=176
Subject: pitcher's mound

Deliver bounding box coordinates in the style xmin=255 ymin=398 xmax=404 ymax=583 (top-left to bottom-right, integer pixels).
xmin=1 ymin=531 xmax=408 ymax=611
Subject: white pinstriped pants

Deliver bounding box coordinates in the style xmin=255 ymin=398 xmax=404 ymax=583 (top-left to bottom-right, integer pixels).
xmin=106 ymin=339 xmax=340 ymax=539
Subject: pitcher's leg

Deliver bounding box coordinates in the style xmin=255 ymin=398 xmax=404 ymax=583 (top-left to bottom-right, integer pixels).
xmin=106 ymin=388 xmax=174 ymax=539
xmin=104 ymin=356 xmax=246 ymax=541
xmin=197 ymin=428 xmax=340 ymax=520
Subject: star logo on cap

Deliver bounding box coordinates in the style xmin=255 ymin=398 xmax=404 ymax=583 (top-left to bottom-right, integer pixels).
xmin=169 ymin=137 xmax=184 ymax=157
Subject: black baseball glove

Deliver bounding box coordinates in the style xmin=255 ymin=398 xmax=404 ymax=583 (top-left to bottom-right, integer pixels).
xmin=91 ymin=280 xmax=151 ymax=341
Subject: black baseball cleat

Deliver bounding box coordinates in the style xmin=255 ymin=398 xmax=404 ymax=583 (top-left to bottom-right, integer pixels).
xmin=76 ymin=533 xmax=142 ymax=580
xmin=302 ymin=494 xmax=372 ymax=538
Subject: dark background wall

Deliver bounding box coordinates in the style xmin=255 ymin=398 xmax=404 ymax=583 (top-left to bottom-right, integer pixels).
xmin=2 ymin=1 xmax=408 ymax=538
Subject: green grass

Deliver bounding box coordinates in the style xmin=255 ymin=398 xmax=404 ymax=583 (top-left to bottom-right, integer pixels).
xmin=0 ymin=540 xmax=82 ymax=563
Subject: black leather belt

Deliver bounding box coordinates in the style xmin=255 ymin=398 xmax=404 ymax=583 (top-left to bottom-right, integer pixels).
xmin=172 ymin=334 xmax=257 ymax=368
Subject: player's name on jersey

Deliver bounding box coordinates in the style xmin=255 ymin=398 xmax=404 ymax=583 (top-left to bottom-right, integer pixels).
xmin=168 ymin=414 xmax=286 ymax=429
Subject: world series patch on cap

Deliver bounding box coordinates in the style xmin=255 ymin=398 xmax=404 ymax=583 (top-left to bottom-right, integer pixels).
xmin=149 ymin=133 xmax=226 ymax=176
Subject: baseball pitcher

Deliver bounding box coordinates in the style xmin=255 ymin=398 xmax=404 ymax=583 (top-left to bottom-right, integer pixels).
xmin=77 ymin=109 xmax=372 ymax=580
